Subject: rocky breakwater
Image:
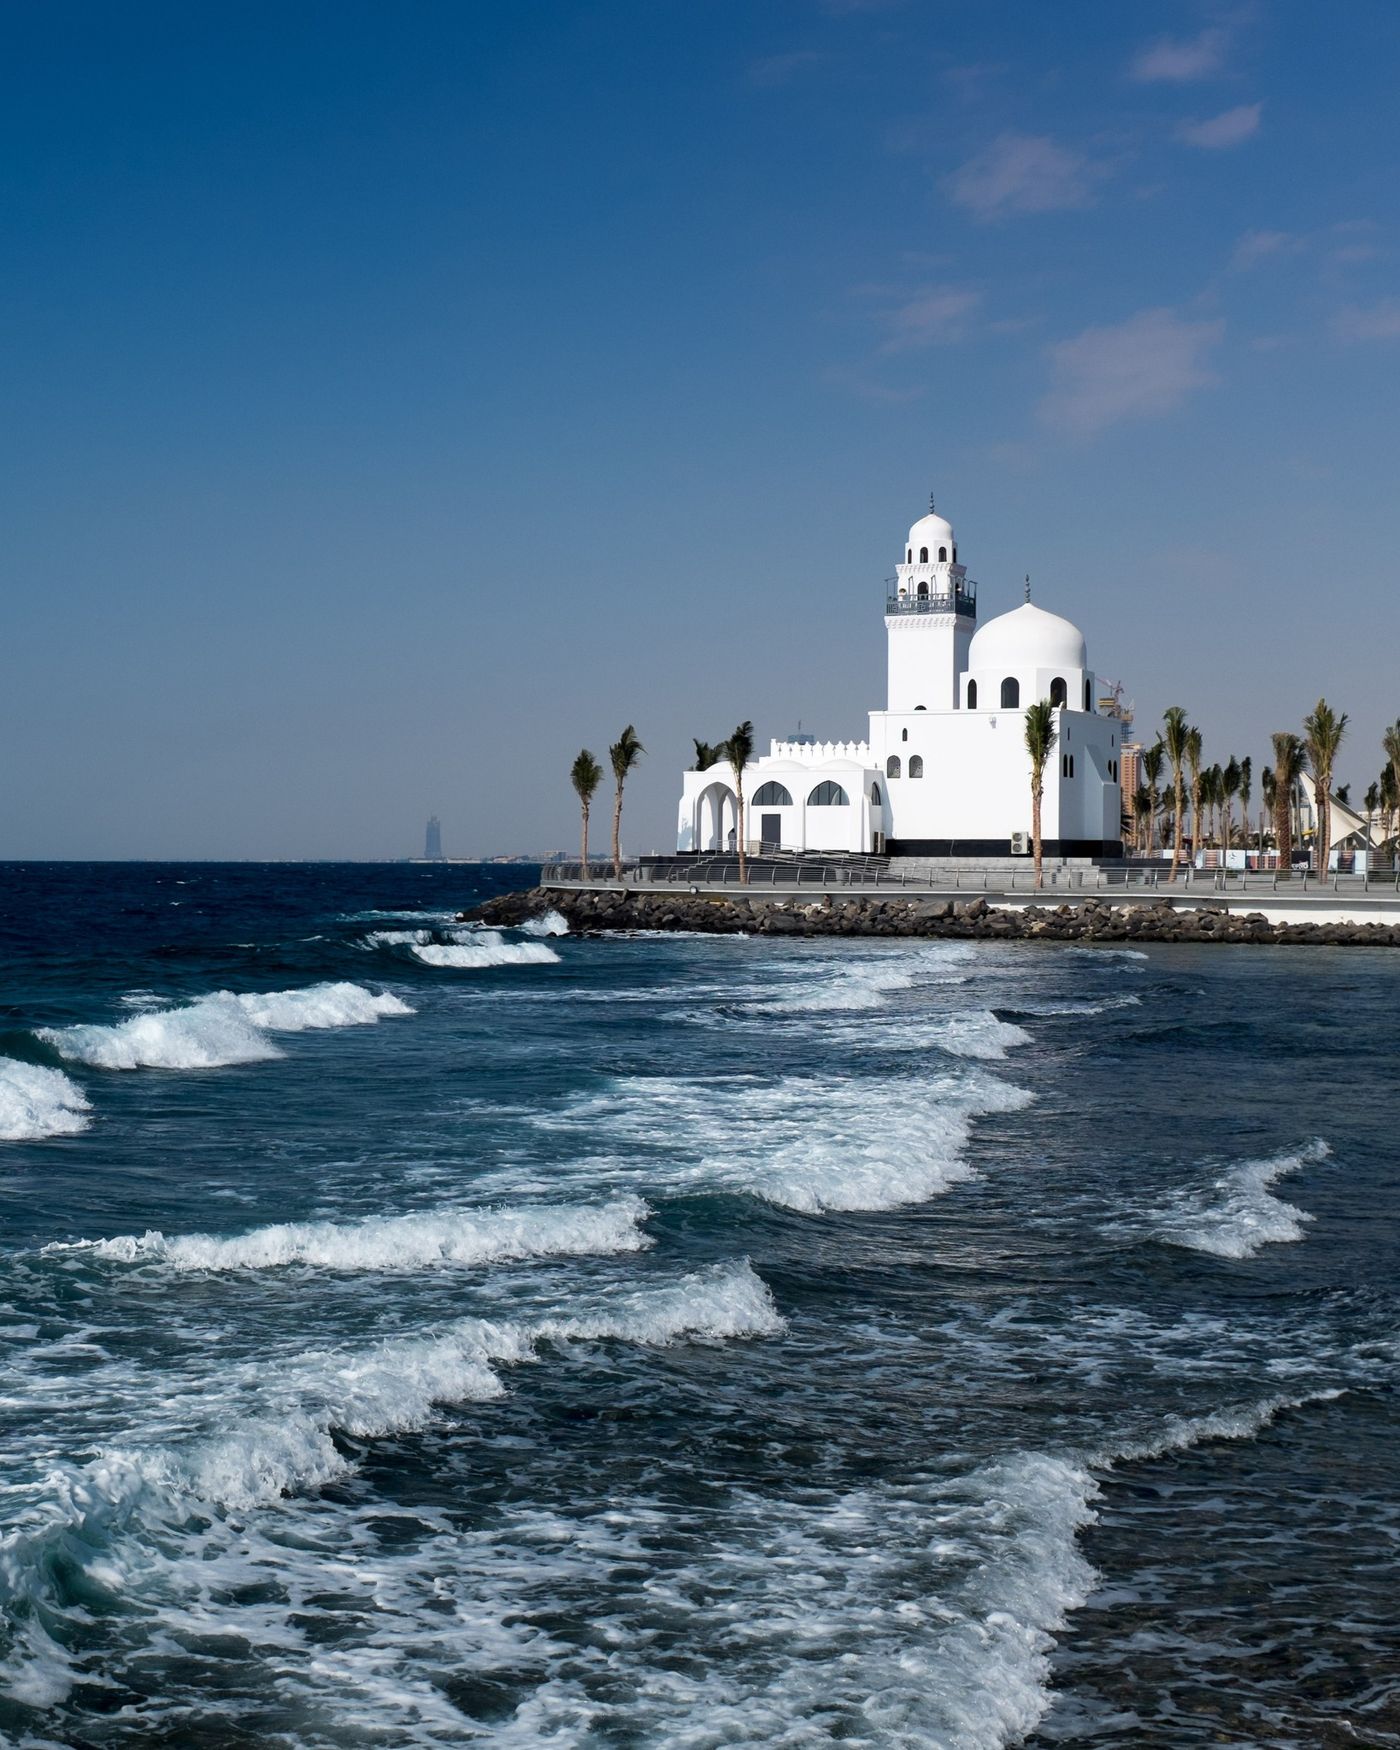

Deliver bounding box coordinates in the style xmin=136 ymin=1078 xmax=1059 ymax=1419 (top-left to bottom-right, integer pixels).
xmin=462 ymin=887 xmax=1400 ymax=947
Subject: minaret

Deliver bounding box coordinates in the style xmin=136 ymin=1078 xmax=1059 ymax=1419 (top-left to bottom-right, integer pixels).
xmin=885 ymin=497 xmax=977 ymax=711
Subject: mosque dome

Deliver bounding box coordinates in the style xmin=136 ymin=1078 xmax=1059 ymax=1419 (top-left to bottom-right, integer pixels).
xmin=967 ymin=602 xmax=1087 ymax=673
xmin=905 ymin=511 xmax=955 ymax=561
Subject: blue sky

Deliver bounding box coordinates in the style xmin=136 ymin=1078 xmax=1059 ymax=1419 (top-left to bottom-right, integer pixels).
xmin=4 ymin=1 xmax=1398 ymax=857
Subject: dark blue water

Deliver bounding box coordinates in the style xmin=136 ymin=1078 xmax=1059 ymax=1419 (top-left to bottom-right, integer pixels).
xmin=1 ymin=863 xmax=1397 ymax=1748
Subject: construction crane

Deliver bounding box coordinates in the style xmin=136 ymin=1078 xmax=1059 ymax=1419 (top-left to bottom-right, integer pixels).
xmin=1096 ymin=676 xmax=1134 ymax=740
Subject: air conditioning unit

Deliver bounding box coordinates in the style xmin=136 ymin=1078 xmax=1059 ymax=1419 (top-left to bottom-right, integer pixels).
xmin=1010 ymin=831 xmax=1031 ymax=855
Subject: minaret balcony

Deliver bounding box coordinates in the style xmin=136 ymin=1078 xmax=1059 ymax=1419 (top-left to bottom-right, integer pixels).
xmin=886 ymin=581 xmax=977 ymax=619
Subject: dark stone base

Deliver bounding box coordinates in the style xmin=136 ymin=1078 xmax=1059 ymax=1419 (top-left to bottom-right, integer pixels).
xmin=885 ymin=838 xmax=1123 ymax=859
xmin=461 ymin=888 xmax=1400 ymax=949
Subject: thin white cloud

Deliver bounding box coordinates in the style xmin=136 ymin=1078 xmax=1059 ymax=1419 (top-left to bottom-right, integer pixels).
xmin=1230 ymin=229 xmax=1298 ymax=271
xmin=877 ymin=285 xmax=981 ymax=352
xmin=1039 ymin=308 xmax=1224 ymax=436
xmin=1331 ymin=299 xmax=1400 ymax=342
xmin=1178 ymin=104 xmax=1262 ymax=149
xmin=945 ymin=132 xmax=1103 ymax=219
xmin=1130 ymin=28 xmax=1228 ymax=82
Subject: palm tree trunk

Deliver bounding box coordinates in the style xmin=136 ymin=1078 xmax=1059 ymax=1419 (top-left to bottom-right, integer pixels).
xmin=1274 ymin=794 xmax=1291 ymax=872
xmin=580 ymin=802 xmax=591 ymax=882
xmin=1170 ymin=776 xmax=1184 ymax=878
xmin=611 ymin=784 xmax=624 ymax=881
xmin=1318 ymin=784 xmax=1330 ymax=876
xmin=1032 ymin=784 xmax=1043 ymax=888
xmin=735 ymin=779 xmax=747 ymax=885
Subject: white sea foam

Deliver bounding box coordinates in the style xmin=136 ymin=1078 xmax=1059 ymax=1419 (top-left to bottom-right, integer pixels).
xmin=53 ymin=1194 xmax=653 ymax=1274
xmin=0 ymin=1059 xmax=92 ymax=1142
xmin=520 ymin=910 xmax=569 ymax=937
xmin=37 ymin=982 xmax=413 ymax=1071
xmin=539 ymin=1068 xmax=1033 ymax=1213
xmin=0 ymin=1262 xmax=782 ymax=1532
xmin=1147 ymin=1139 xmax=1330 ymax=1260
xmin=413 ymin=930 xmax=560 ymax=969
xmin=1103 ymin=1386 xmax=1347 ymax=1468
xmin=363 ymin=927 xmax=434 ymax=947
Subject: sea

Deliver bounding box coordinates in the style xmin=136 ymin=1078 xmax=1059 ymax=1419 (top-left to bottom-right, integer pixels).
xmin=0 ymin=861 xmax=1396 ymax=1750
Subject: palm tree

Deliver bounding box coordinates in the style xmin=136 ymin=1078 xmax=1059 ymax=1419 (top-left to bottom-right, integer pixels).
xmin=1271 ymin=733 xmax=1306 ymax=873
xmin=1261 ymin=766 xmax=1276 ymax=849
xmin=1186 ymin=727 xmax=1203 ymax=867
xmin=1163 ymin=707 xmax=1190 ymax=878
xmin=1203 ymin=762 xmax=1222 ymax=848
xmin=1132 ymin=785 xmax=1153 ymax=855
xmin=608 ymin=725 xmax=645 ymax=880
xmin=1365 ymin=780 xmax=1380 ymax=857
xmin=1302 ymin=699 xmax=1348 ymax=875
xmin=570 ymin=749 xmax=602 ymax=881
xmin=692 ymin=739 xmax=720 ymax=771
xmin=719 ymin=720 xmax=755 ymax=884
xmin=1221 ymin=756 xmax=1241 ymax=853
xmin=1238 ymin=756 xmax=1253 ymax=852
xmin=1024 ymin=700 xmax=1058 ymax=889
xmin=1382 ymin=721 xmax=1400 ymax=845
xmin=1142 ymin=741 xmax=1165 ymax=855
xmin=1382 ymin=763 xmax=1400 ymax=853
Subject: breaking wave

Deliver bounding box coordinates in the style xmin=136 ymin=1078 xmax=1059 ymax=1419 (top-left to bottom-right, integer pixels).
xmin=412 ymin=930 xmax=560 ymax=969
xmin=1147 ymin=1139 xmax=1331 ymax=1260
xmin=0 ymin=1058 xmax=92 ymax=1142
xmin=537 ymin=1068 xmax=1033 ymax=1213
xmin=50 ymin=1194 xmax=653 ymax=1274
xmin=520 ymin=910 xmax=569 ymax=937
xmin=37 ymin=983 xmax=413 ymax=1071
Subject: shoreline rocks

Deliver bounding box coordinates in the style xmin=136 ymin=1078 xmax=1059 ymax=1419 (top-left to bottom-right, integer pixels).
xmin=461 ymin=887 xmax=1400 ymax=948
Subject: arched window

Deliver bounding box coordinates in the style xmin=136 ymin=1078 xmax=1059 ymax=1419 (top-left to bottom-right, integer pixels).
xmin=1001 ymin=677 xmax=1020 ymax=708
xmin=909 ymin=755 xmax=924 ymax=778
xmin=938 ymin=546 xmax=947 ymax=562
xmin=752 ymin=781 xmax=793 ymax=807
xmin=1084 ymin=678 xmax=1092 ymax=711
xmin=901 ymin=728 xmax=908 ymax=742
xmin=886 ymin=756 xmax=901 ymax=779
xmin=952 ymin=546 xmax=957 ymax=562
xmin=967 ymin=680 xmax=978 ymax=709
xmin=906 ymin=548 xmax=912 ymax=563
xmin=917 ymin=580 xmax=929 ymax=600
xmin=914 ymin=704 xmax=926 ymax=711
xmin=808 ymin=781 xmax=850 ymax=806
xmin=1050 ymin=677 xmax=1067 ymax=707
xmin=870 ymin=782 xmax=882 ymax=806
xmin=919 ymin=546 xmax=929 ymax=563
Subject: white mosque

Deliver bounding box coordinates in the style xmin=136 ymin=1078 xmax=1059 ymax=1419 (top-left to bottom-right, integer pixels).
xmin=677 ymin=502 xmax=1124 ymax=859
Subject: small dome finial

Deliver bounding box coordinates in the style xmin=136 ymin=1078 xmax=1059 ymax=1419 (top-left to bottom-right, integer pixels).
xmin=929 ymin=491 xmax=936 ymax=515
xmin=1024 ymin=573 xmax=1031 ymax=603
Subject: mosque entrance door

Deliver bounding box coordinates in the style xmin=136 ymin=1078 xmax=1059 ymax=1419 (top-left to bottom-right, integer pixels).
xmin=760 ymin=814 xmax=781 ymax=850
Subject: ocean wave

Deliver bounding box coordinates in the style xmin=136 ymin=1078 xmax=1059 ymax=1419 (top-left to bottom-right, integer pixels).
xmin=0 ymin=1059 xmax=92 ymax=1142
xmin=1146 ymin=1139 xmax=1330 ymax=1260
xmin=519 ymin=910 xmax=569 ymax=937
xmin=1101 ymin=1386 xmax=1347 ymax=1468
xmin=50 ymin=1194 xmax=653 ymax=1274
xmin=412 ymin=930 xmax=560 ymax=969
xmin=0 ymin=1261 xmax=782 ymax=1533
xmin=538 ymin=1068 xmax=1033 ymax=1213
xmin=36 ymin=982 xmax=413 ymax=1071
xmin=362 ymin=927 xmax=434 ymax=947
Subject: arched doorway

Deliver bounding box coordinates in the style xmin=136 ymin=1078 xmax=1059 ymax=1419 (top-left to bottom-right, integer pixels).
xmin=696 ymin=781 xmax=738 ymax=852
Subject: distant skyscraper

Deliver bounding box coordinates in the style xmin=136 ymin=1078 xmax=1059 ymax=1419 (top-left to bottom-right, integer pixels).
xmin=425 ymin=815 xmax=442 ymax=859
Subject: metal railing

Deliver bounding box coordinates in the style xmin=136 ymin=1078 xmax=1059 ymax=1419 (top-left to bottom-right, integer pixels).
xmin=542 ymin=856 xmax=1400 ymax=900
xmin=885 ymin=589 xmax=977 ymax=618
